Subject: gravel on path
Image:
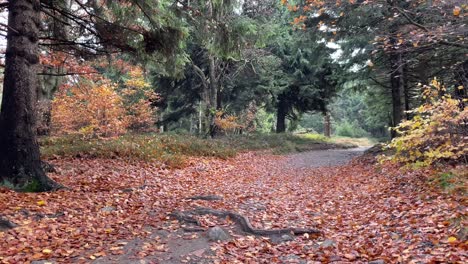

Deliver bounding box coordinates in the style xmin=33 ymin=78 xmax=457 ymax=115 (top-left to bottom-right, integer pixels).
xmin=287 ymin=146 xmax=371 ymax=168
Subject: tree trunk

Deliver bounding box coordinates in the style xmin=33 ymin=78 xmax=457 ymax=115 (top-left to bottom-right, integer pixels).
xmin=455 ymin=60 xmax=467 ymax=107
xmin=389 ymin=52 xmax=405 ymax=138
xmin=208 ymin=54 xmax=218 ymax=138
xmin=276 ymin=97 xmax=287 ymax=133
xmin=323 ymin=111 xmax=331 ymax=138
xmin=0 ymin=0 xmax=61 ymax=192
xmin=198 ymin=100 xmax=203 ymax=135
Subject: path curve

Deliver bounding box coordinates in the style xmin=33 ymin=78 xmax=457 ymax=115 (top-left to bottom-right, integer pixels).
xmin=287 ymin=146 xmax=370 ymax=168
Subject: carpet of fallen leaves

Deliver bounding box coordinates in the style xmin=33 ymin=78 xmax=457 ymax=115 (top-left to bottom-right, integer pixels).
xmin=0 ymin=152 xmax=466 ymax=263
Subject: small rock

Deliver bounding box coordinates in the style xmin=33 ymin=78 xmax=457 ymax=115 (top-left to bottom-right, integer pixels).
xmin=319 ymin=239 xmax=335 ymax=248
xmin=281 ymin=234 xmax=294 ymax=242
xmin=369 ymin=260 xmax=385 ymax=264
xmin=190 ymin=248 xmax=206 ymax=257
xmin=100 ymin=206 xmax=116 ymax=212
xmin=207 ymin=226 xmax=230 ymax=241
xmin=280 ymin=254 xmax=307 ymax=264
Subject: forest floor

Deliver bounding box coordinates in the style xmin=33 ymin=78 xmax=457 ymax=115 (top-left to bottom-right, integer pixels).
xmin=0 ymin=147 xmax=466 ymax=263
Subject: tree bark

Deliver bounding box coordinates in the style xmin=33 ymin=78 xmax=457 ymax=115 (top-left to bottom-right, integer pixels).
xmin=323 ymin=111 xmax=331 ymax=138
xmin=389 ymin=52 xmax=405 ymax=138
xmin=276 ymin=96 xmax=287 ymax=133
xmin=208 ymin=54 xmax=219 ymax=138
xmin=0 ymin=0 xmax=62 ymax=192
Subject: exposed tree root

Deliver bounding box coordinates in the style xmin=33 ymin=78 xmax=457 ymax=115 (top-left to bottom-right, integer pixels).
xmin=41 ymin=161 xmax=57 ymax=173
xmin=186 ymin=195 xmax=223 ymax=201
xmin=170 ymin=207 xmax=321 ymax=237
xmin=0 ymin=217 xmax=16 ymax=231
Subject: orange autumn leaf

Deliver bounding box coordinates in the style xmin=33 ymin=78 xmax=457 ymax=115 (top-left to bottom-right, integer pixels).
xmin=453 ymin=6 xmax=461 ymax=16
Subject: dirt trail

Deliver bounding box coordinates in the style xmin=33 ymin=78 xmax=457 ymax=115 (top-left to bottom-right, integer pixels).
xmin=92 ymin=147 xmax=376 ymax=264
xmin=14 ymin=147 xmax=464 ymax=264
xmin=287 ymin=147 xmax=370 ymax=168
xmin=90 ymin=148 xmax=370 ymax=264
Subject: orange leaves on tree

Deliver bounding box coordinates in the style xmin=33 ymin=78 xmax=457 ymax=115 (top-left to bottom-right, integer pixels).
xmin=214 ymin=110 xmax=244 ymax=134
xmin=51 ymin=79 xmax=129 ymax=137
xmin=287 ymin=4 xmax=299 ymax=12
xmin=122 ymin=67 xmax=158 ymax=131
xmin=292 ymin=15 xmax=307 ymax=27
xmin=40 ymin=52 xmax=96 ymax=75
xmin=51 ymin=65 xmax=157 ymax=137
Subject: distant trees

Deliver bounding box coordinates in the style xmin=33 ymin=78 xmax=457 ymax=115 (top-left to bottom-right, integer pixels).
xmin=292 ymin=0 xmax=467 ymax=136
xmin=153 ymin=1 xmax=341 ymax=134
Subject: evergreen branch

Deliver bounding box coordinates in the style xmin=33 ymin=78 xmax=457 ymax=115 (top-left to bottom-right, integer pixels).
xmin=438 ymin=41 xmax=468 ymax=50
xmin=369 ymin=76 xmax=390 ymax=89
xmin=37 ymin=71 xmax=99 ymax=76
xmin=393 ymin=7 xmax=428 ymax=32
xmin=72 ymin=0 xmax=143 ymax=35
xmin=0 ymin=22 xmax=19 ymax=34
xmin=191 ymin=62 xmax=209 ymax=89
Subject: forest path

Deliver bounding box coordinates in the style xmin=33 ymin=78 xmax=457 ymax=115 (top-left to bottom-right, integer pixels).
xmin=287 ymin=146 xmax=370 ymax=168
xmin=2 ymin=147 xmax=464 ymax=263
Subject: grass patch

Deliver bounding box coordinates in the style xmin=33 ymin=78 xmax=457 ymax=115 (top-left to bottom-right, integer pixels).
xmin=40 ymin=133 xmax=347 ymax=167
xmin=431 ymin=168 xmax=467 ymax=195
xmin=223 ymin=133 xmax=334 ymax=154
xmin=40 ymin=133 xmax=236 ymax=168
xmin=331 ymin=136 xmax=377 ymax=147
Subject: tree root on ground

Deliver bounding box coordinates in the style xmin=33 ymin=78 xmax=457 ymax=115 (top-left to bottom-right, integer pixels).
xmin=170 ymin=207 xmax=321 ymax=237
xmin=0 ymin=217 xmax=16 ymax=231
xmin=41 ymin=161 xmax=57 ymax=173
xmin=186 ymin=195 xmax=223 ymax=201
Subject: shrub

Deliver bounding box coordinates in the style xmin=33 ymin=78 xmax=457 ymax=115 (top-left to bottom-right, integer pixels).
xmin=51 ymin=67 xmax=157 ymax=137
xmin=214 ymin=110 xmax=244 ymax=134
xmin=335 ymin=120 xmax=369 ymax=138
xmin=384 ymin=79 xmax=467 ymax=166
xmin=121 ymin=68 xmax=158 ymax=131
xmin=51 ymin=79 xmax=128 ymax=137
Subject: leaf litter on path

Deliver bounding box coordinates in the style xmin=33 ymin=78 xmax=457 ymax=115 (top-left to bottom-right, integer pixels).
xmin=0 ymin=152 xmax=466 ymax=263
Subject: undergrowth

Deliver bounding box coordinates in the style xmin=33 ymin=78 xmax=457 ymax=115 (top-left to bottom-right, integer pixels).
xmin=430 ymin=167 xmax=467 ymax=196
xmin=39 ymin=133 xmax=345 ymax=167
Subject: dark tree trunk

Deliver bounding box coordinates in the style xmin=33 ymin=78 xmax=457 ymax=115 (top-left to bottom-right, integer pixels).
xmin=0 ymin=0 xmax=61 ymax=192
xmin=276 ymin=97 xmax=287 ymax=133
xmin=403 ymin=63 xmax=411 ymax=120
xmin=208 ymin=54 xmax=219 ymax=138
xmin=323 ymin=111 xmax=331 ymax=138
xmin=389 ymin=52 xmax=404 ymax=138
xmin=455 ymin=60 xmax=467 ymax=109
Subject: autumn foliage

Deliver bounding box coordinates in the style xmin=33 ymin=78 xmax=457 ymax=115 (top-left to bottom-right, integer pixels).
xmin=385 ymin=79 xmax=468 ymax=166
xmin=51 ymin=67 xmax=157 ymax=137
xmin=214 ymin=111 xmax=244 ymax=134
